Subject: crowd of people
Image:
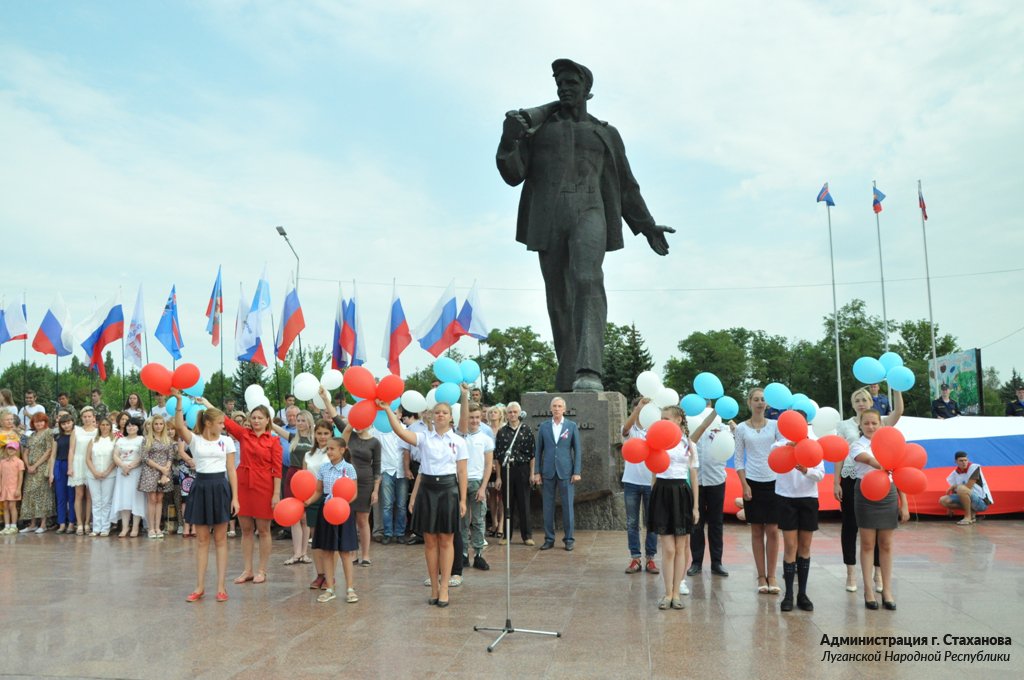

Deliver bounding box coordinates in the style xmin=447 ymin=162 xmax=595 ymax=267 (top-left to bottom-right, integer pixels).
xmin=0 ymin=378 xmax=1004 ymax=611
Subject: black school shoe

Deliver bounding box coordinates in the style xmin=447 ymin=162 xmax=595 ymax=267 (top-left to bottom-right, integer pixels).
xmin=473 ymin=555 xmax=490 ymax=571
xmin=797 ymin=594 xmax=814 ymax=611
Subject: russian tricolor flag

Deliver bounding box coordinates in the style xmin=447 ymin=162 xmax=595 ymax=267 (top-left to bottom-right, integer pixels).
xmin=275 ymin=281 xmax=305 ymax=361
xmin=381 ymin=282 xmax=412 ymax=375
xmin=80 ymin=294 xmax=124 ymax=381
xmin=332 ymin=286 xmax=347 ymax=370
xmin=340 ymin=281 xmax=366 ymax=367
xmin=31 ymin=294 xmax=73 ymax=357
xmin=454 ymin=280 xmax=490 ymax=342
xmin=415 ymin=280 xmax=466 ymax=357
xmin=0 ymin=296 xmax=28 ymax=345
xmin=205 ymin=266 xmax=224 ymax=346
xmin=237 ymin=267 xmax=271 ymax=366
xmin=873 ymin=186 xmax=886 ymax=214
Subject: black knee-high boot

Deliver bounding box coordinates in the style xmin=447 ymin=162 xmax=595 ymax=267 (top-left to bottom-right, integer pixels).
xmin=780 ymin=561 xmax=795 ymax=611
xmin=796 ymin=556 xmax=813 ymax=611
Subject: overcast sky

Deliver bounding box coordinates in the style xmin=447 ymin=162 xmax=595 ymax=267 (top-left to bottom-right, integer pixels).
xmin=1 ymin=1 xmax=1022 ymax=399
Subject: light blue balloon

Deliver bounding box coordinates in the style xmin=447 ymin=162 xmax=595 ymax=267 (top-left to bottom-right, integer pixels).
xmin=460 ymin=359 xmax=481 ymax=383
xmin=764 ymin=383 xmax=793 ymax=410
xmin=853 ymin=356 xmax=887 ymax=384
xmin=790 ymin=393 xmax=816 ymax=423
xmin=433 ymin=357 xmax=462 ymax=384
xmin=185 ymin=405 xmax=206 ymax=429
xmin=681 ymin=393 xmax=706 ymax=417
xmin=373 ymin=409 xmax=393 ymax=433
xmin=693 ymin=372 xmax=724 ymax=400
xmin=183 ymin=377 xmax=205 ymax=397
xmin=436 ymin=382 xmax=461 ymax=405
xmin=879 ymin=352 xmax=904 ymax=373
xmin=167 ymin=396 xmax=192 ymax=415
xmin=715 ymin=396 xmax=739 ymax=420
xmin=886 ymin=365 xmax=916 ymax=392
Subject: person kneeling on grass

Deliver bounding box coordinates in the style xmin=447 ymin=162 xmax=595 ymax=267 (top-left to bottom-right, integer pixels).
xmin=938 ymin=451 xmax=993 ymax=525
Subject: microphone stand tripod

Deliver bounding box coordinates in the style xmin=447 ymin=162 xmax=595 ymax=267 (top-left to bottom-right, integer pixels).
xmin=474 ymin=451 xmax=560 ymax=652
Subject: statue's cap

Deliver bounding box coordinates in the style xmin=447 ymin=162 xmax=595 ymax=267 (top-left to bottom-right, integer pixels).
xmin=552 ymin=59 xmax=593 ymax=92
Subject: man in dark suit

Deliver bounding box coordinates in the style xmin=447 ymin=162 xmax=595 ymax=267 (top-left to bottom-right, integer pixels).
xmin=532 ymin=397 xmax=582 ymax=550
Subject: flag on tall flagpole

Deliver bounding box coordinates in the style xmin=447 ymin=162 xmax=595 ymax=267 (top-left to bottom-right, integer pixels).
xmin=31 ymin=294 xmax=74 ymax=357
xmin=919 ymin=186 xmax=928 ymax=221
xmin=381 ymin=281 xmax=412 ymax=375
xmin=872 ymin=186 xmax=886 ymax=213
xmin=275 ymin=278 xmax=305 ymax=361
xmin=340 ymin=281 xmax=367 ymax=367
xmin=331 ymin=285 xmax=347 ymax=370
xmin=205 ymin=266 xmax=224 ymax=346
xmin=79 ymin=293 xmax=124 ymax=380
xmin=415 ymin=280 xmax=466 ymax=357
xmin=125 ymin=284 xmax=146 ymax=369
xmin=236 ymin=266 xmax=271 ymax=366
xmin=155 ymin=286 xmax=184 ymax=360
xmin=455 ymin=280 xmax=490 ymax=341
xmin=233 ymin=285 xmax=249 ymax=361
xmin=0 ymin=296 xmax=28 ymax=344
xmin=816 ymin=182 xmax=835 ymax=207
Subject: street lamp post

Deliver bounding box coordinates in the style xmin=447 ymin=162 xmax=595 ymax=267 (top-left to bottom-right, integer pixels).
xmin=275 ymin=226 xmax=303 ymax=372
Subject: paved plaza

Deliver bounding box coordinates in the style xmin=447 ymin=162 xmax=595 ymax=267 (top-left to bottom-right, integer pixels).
xmin=1 ymin=518 xmax=1021 ymax=679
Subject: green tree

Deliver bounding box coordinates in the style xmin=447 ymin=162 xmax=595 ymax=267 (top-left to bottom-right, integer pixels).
xmin=603 ymin=322 xmax=654 ymax=401
xmin=663 ymin=328 xmax=749 ymax=405
xmin=478 ymin=326 xmax=556 ymax=404
xmin=231 ymin=361 xmax=268 ymax=407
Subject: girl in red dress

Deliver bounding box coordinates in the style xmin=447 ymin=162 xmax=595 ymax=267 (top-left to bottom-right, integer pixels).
xmin=218 ymin=402 xmax=282 ymax=585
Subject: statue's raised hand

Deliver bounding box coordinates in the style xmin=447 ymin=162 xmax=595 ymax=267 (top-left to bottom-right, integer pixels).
xmin=644 ymin=225 xmax=675 ymax=256
xmin=502 ymin=110 xmax=529 ymax=143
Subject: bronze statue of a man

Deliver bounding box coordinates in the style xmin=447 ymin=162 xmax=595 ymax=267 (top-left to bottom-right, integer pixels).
xmin=497 ymin=59 xmax=674 ymax=392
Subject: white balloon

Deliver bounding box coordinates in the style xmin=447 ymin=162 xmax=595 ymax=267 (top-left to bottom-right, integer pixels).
xmin=811 ymin=406 xmax=842 ymax=437
xmin=636 ymin=371 xmax=663 ymax=399
xmin=251 ymin=396 xmax=273 ymax=414
xmin=638 ymin=403 xmax=662 ymax=429
xmin=244 ymin=384 xmax=265 ymax=407
xmin=320 ymin=369 xmax=343 ymax=391
xmin=425 ymin=388 xmax=438 ymax=410
xmin=708 ymin=429 xmax=736 ymax=463
xmin=686 ymin=408 xmax=720 ymax=435
xmin=401 ymin=390 xmax=428 ymax=413
xmin=653 ymin=386 xmax=679 ymax=409
xmin=292 ymin=372 xmax=319 ymax=401
xmin=451 ymin=404 xmax=461 ymax=426
xmin=312 ymin=392 xmax=327 ymax=410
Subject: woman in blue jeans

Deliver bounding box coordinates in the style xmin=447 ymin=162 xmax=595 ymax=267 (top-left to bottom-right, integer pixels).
xmin=50 ymin=415 xmax=78 ymax=533
xmin=621 ymin=398 xmax=658 ymax=574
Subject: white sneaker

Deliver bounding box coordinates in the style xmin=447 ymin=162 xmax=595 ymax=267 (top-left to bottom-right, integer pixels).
xmin=35 ymin=527 xmax=46 ymax=534
xmin=678 ymin=580 xmax=690 ymax=596
xmin=19 ymin=527 xmax=33 ymax=534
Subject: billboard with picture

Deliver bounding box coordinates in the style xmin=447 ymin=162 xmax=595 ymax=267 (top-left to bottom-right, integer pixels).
xmin=928 ymin=349 xmax=984 ymax=415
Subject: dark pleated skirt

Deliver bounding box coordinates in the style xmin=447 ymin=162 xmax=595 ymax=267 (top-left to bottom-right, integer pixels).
xmin=311 ymin=501 xmax=357 ymax=552
xmin=745 ymin=479 xmax=780 ymax=525
xmin=184 ymin=473 xmax=231 ymax=526
xmin=412 ymin=474 xmax=459 ymax=535
xmin=854 ymin=479 xmax=899 ymax=530
xmin=648 ymin=478 xmax=693 ymax=536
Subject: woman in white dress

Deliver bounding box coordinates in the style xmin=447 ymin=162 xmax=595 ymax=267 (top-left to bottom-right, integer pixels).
xmin=68 ymin=407 xmax=98 ymax=535
xmin=85 ymin=418 xmax=118 ymax=536
xmin=111 ymin=417 xmax=146 ymax=537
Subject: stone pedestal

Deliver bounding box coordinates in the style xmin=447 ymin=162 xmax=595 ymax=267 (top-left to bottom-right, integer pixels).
xmin=521 ymin=391 xmax=627 ymax=531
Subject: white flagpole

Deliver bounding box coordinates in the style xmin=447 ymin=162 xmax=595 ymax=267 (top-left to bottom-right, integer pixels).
xmin=826 ymin=202 xmax=844 ymax=419
xmin=919 ymin=179 xmax=939 ymax=394
xmin=873 ymin=180 xmax=889 ymax=352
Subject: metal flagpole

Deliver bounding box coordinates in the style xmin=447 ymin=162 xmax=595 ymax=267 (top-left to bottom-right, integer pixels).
xmin=919 ymin=180 xmax=940 ymax=393
xmin=22 ymin=292 xmax=28 ymax=403
xmin=120 ymin=286 xmax=125 ymax=405
xmin=873 ymin=180 xmax=890 ymax=352
xmin=826 ymin=203 xmax=844 ymax=419
xmin=269 ymin=310 xmax=283 ymax=410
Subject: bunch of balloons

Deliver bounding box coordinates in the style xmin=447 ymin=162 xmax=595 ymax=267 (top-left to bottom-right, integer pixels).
xmin=274 ymin=469 xmax=358 ymax=527
xmin=341 ymin=367 xmax=404 ymax=431
xmin=140 ymin=363 xmax=207 ymax=427
xmin=621 ymin=420 xmax=684 ymax=474
xmin=763 ymin=382 xmax=845 ymax=437
xmin=852 ymin=352 xmax=916 ymax=392
xmin=428 ymin=357 xmax=480 ymax=408
xmin=244 ymin=384 xmax=273 ymax=414
xmin=767 ymin=410 xmax=850 ymax=474
xmin=858 ymin=427 xmax=929 ymax=500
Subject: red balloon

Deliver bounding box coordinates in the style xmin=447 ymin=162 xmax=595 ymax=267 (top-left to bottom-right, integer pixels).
xmin=794 ymin=439 xmax=824 ymax=468
xmin=860 ymin=469 xmax=892 ymax=501
xmin=902 ymin=443 xmax=927 ymax=469
xmin=777 ymin=410 xmax=808 ymax=442
xmin=768 ymin=445 xmax=797 ymax=474
xmin=140 ymin=363 xmax=173 ymax=396
xmin=893 ymin=466 xmax=928 ymax=495
xmin=645 ymin=449 xmax=670 ymax=474
xmin=323 ymin=497 xmax=352 ymax=525
xmin=171 ymin=363 xmax=201 ymax=390
xmin=344 ymin=366 xmax=377 ymax=400
xmin=872 ymin=427 xmax=907 ymax=470
xmin=348 ymin=399 xmax=378 ymax=430
xmin=646 ymin=420 xmax=682 ymax=450
xmin=273 ymin=497 xmax=304 ymax=527
xmin=289 ymin=469 xmax=317 ymax=502
xmin=376 ymin=374 xmax=405 ymax=403
xmin=332 ymin=476 xmax=357 ymax=502
xmin=819 ymin=435 xmax=850 ymax=463
xmin=622 ymin=438 xmax=651 ymax=464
